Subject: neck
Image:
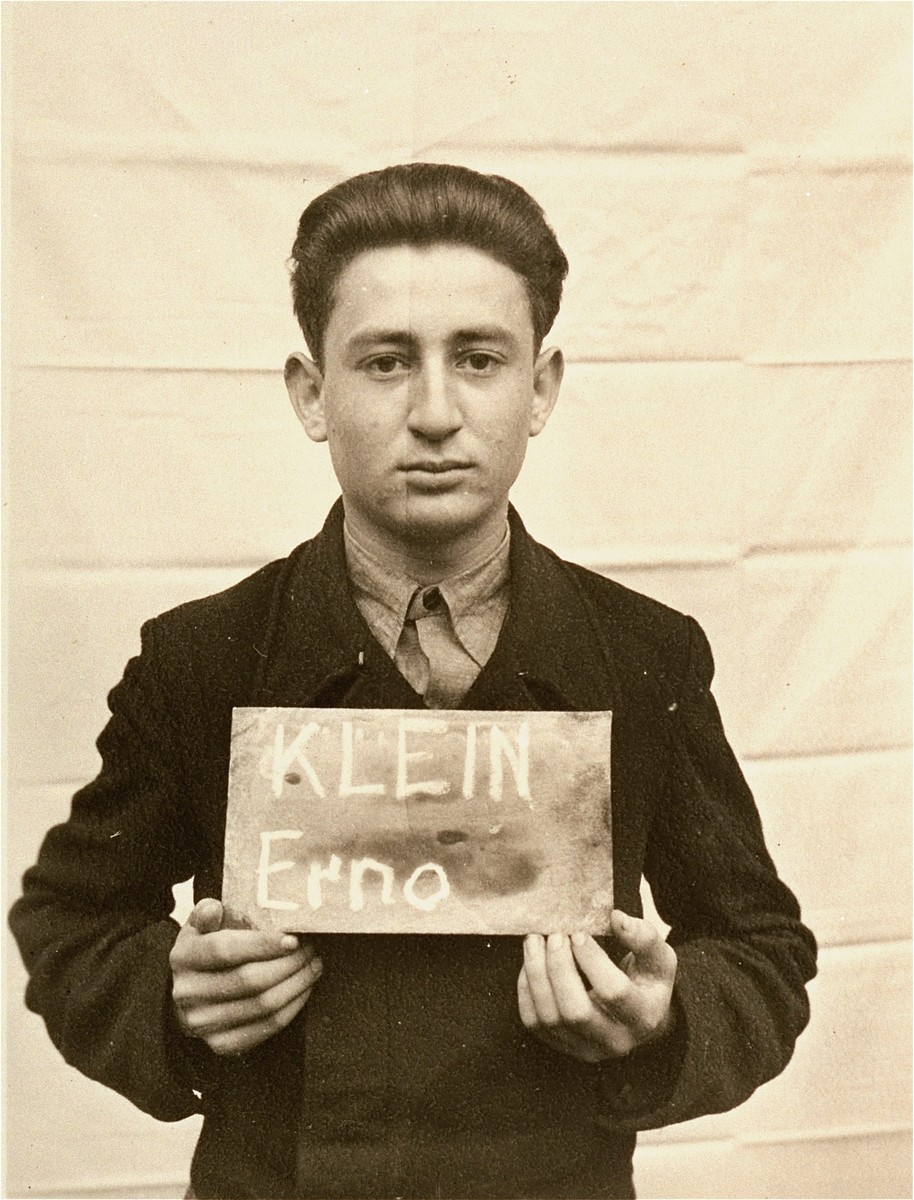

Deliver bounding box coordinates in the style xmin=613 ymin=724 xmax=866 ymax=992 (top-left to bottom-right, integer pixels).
xmin=343 ymin=508 xmax=509 ymax=584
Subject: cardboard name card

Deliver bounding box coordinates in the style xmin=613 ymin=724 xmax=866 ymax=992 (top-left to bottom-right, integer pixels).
xmin=222 ymin=707 xmax=613 ymax=935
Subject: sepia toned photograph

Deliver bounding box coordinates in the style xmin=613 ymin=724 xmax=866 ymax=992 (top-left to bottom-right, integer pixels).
xmin=4 ymin=3 xmax=911 ymax=1198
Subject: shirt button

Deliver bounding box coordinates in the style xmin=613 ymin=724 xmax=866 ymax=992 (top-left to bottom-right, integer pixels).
xmin=423 ymin=586 xmax=443 ymax=611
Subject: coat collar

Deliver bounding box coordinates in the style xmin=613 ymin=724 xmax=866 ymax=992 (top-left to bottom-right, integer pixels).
xmin=252 ymin=500 xmax=618 ymax=714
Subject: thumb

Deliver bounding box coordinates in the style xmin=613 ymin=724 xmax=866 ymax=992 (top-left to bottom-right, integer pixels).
xmin=611 ymin=910 xmax=676 ymax=980
xmin=187 ymin=898 xmax=224 ymax=935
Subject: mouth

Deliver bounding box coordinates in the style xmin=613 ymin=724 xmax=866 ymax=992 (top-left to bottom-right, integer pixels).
xmin=400 ymin=461 xmax=474 ymax=491
xmin=402 ymin=460 xmax=474 ymax=474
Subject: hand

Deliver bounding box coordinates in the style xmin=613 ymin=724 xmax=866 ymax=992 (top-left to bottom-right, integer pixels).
xmin=170 ymin=899 xmax=323 ymax=1056
xmin=517 ymin=910 xmax=677 ymax=1063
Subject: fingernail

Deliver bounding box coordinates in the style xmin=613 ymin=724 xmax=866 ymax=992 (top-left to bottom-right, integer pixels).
xmin=571 ymin=932 xmax=586 ymax=946
xmin=281 ymin=935 xmax=299 ymax=951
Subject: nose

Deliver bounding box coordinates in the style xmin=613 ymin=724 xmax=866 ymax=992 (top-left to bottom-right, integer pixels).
xmin=406 ymin=361 xmax=462 ymax=441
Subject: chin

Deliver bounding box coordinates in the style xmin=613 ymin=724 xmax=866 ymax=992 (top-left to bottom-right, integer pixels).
xmin=387 ymin=498 xmax=483 ymax=547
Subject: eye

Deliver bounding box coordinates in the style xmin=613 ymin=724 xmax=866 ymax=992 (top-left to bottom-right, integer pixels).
xmin=458 ymin=351 xmax=501 ymax=375
xmin=364 ymin=354 xmax=409 ymax=378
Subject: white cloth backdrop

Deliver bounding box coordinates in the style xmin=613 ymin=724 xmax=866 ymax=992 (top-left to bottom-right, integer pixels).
xmin=5 ymin=4 xmax=911 ymax=1197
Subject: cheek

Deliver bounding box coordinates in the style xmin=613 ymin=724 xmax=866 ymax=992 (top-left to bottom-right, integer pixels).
xmin=485 ymin=395 xmax=535 ymax=454
xmin=325 ymin=415 xmax=370 ymax=479
xmin=324 ymin=403 xmax=402 ymax=495
xmin=325 ymin=398 xmax=381 ymax=452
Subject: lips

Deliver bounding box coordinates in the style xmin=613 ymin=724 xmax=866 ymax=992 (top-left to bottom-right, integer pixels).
xmin=402 ymin=460 xmax=473 ymax=474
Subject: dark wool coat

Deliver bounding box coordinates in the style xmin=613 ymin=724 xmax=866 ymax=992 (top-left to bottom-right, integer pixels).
xmin=10 ymin=503 xmax=817 ymax=1200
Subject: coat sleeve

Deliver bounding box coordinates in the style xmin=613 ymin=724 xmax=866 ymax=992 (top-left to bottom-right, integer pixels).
xmin=8 ymin=618 xmax=217 ymax=1121
xmin=597 ymin=615 xmax=817 ymax=1130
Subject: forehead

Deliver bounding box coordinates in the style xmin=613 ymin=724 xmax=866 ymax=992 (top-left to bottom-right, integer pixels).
xmin=325 ymin=243 xmax=533 ymax=345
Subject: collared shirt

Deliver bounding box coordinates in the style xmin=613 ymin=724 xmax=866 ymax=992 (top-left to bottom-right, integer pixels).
xmin=344 ymin=521 xmax=510 ymax=706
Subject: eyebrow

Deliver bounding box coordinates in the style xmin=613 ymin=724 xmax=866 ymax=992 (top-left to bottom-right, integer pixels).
xmin=452 ymin=326 xmax=519 ymax=349
xmin=346 ymin=329 xmax=415 ymax=352
xmin=345 ymin=326 xmax=520 ymax=354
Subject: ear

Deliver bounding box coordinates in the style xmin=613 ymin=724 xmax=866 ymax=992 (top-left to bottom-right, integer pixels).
xmin=284 ymin=352 xmax=327 ymax=443
xmin=529 ymin=346 xmax=564 ymax=437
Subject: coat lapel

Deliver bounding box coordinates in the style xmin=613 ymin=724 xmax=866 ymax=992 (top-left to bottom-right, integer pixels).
xmin=251 ymin=501 xmax=424 ymax=711
xmin=465 ymin=508 xmax=619 ymax=714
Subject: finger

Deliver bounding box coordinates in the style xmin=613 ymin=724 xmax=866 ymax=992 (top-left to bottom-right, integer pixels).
xmin=569 ymin=932 xmax=632 ymax=1010
xmin=517 ymin=966 xmax=538 ymax=1029
xmin=183 ymin=958 xmax=323 ymax=1036
xmin=545 ymin=936 xmax=639 ymax=1056
xmin=610 ymin=911 xmax=677 ymax=981
xmin=173 ymin=926 xmax=304 ymax=971
xmin=571 ymin=932 xmax=673 ymax=1039
xmin=519 ymin=965 xmax=616 ymax=1061
xmin=518 ymin=966 xmax=577 ymax=1048
xmin=187 ymin=898 xmax=224 ymax=935
xmin=174 ymin=945 xmax=317 ymax=1005
xmin=544 ymin=934 xmax=593 ymax=1024
xmin=206 ymin=985 xmax=313 ymax=1056
xmin=522 ymin=935 xmax=561 ymax=1025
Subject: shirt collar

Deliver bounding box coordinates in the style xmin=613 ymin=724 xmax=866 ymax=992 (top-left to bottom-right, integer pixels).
xmin=343 ymin=520 xmax=511 ymax=662
xmin=251 ymin=500 xmax=619 ymax=714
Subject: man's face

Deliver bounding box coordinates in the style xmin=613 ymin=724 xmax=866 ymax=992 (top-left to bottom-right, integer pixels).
xmin=286 ymin=243 xmax=562 ymax=562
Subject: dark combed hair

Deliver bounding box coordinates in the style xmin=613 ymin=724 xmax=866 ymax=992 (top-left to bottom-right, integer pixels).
xmin=289 ymin=163 xmax=569 ymax=365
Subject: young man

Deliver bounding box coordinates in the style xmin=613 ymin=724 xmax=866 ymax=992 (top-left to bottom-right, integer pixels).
xmin=10 ymin=163 xmax=816 ymax=1200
